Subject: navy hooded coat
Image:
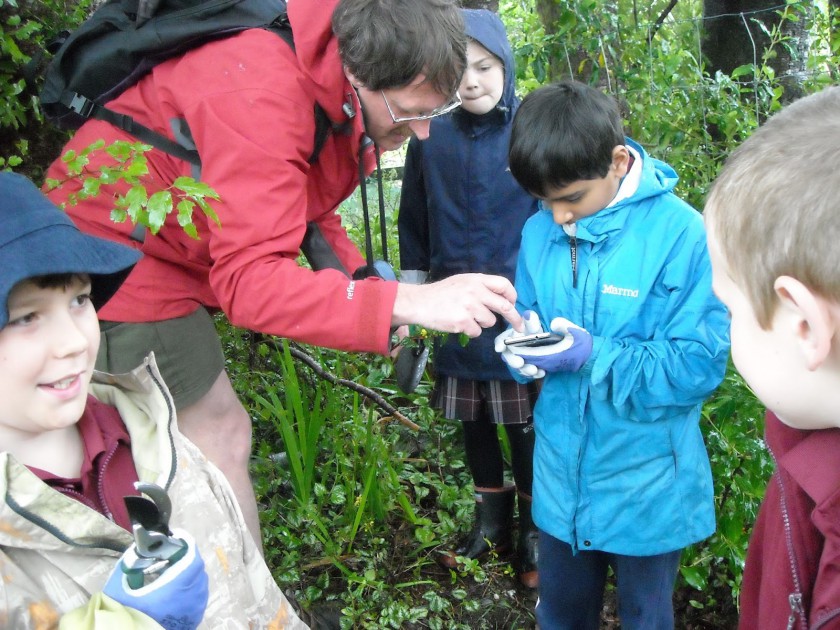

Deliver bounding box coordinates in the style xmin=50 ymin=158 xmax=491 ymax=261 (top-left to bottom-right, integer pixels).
xmin=398 ymin=9 xmax=539 ymax=380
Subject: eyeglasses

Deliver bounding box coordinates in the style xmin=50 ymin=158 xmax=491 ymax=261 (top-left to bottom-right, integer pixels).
xmin=381 ymin=90 xmax=462 ymax=123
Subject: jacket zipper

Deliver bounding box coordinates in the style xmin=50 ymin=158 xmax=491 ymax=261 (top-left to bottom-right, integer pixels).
xmin=146 ymin=363 xmax=178 ymax=490
xmin=55 ymin=485 xmax=99 ymax=513
xmin=773 ymin=453 xmax=806 ymax=630
xmin=788 ymin=593 xmax=804 ymax=630
xmin=97 ymin=443 xmax=121 ymax=523
xmin=4 ymin=492 xmax=126 ymax=552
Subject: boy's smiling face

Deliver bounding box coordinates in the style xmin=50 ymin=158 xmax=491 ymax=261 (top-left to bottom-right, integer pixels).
xmin=0 ymin=275 xmax=99 ymax=437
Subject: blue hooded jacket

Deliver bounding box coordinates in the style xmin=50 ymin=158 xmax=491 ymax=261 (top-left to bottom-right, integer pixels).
xmin=514 ymin=140 xmax=730 ymax=555
xmin=398 ymin=9 xmax=539 ymax=380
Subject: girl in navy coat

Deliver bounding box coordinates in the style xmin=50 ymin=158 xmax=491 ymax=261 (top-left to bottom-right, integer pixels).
xmin=398 ymin=9 xmax=540 ymax=587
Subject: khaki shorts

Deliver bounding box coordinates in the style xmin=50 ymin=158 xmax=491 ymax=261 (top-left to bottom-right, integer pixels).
xmin=97 ymin=308 xmax=225 ymax=409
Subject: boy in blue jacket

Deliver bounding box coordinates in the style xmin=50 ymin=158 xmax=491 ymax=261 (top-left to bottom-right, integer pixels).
xmin=398 ymin=9 xmax=540 ymax=587
xmin=495 ymin=81 xmax=730 ymax=628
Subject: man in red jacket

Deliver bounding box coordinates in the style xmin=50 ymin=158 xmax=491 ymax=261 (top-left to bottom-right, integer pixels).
xmin=704 ymin=85 xmax=840 ymax=629
xmin=45 ymin=0 xmax=523 ymax=546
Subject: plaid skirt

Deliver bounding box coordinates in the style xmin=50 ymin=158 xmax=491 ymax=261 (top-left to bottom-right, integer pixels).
xmin=432 ymin=376 xmax=538 ymax=425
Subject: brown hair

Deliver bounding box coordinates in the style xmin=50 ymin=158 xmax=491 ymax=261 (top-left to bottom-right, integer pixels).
xmin=332 ymin=0 xmax=466 ymax=97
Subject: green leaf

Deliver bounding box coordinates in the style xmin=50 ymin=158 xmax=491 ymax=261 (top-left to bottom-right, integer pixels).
xmin=105 ymin=141 xmax=133 ymax=161
xmin=125 ymin=184 xmax=147 ymax=209
xmin=194 ymin=196 xmax=221 ymax=227
xmin=98 ymin=165 xmax=121 ymax=185
xmin=124 ymin=157 xmax=149 ymax=179
xmin=80 ymin=139 xmax=105 ymax=156
xmin=730 ymin=65 xmax=755 ymax=79
xmin=146 ymin=190 xmax=172 ymax=234
xmin=81 ymin=177 xmax=100 ymax=197
xmin=176 ymin=199 xmax=196 ymax=226
xmin=181 ymin=222 xmax=199 ymax=239
xmin=680 ymin=566 xmax=707 ymax=591
xmin=173 ymin=176 xmax=220 ymax=199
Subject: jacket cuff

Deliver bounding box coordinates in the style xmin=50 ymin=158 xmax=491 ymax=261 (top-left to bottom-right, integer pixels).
xmin=399 ymin=270 xmax=429 ymax=285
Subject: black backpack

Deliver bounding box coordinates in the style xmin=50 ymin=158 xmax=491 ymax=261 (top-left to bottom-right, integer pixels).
xmin=40 ymin=0 xmax=330 ymax=165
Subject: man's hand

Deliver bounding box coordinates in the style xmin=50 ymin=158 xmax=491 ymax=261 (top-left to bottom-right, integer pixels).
xmin=392 ymin=273 xmax=523 ymax=336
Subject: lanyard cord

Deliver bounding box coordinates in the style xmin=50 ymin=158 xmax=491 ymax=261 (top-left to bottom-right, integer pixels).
xmin=357 ymin=139 xmax=390 ymax=273
xmin=358 ymin=138 xmax=375 ymax=270
xmin=374 ymin=145 xmax=389 ymax=264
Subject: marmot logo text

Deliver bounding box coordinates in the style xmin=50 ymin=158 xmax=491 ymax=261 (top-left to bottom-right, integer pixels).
xmin=602 ymin=284 xmax=639 ymax=298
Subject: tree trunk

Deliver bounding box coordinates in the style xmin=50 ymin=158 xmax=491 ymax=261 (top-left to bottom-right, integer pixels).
xmin=702 ymin=0 xmax=811 ymax=102
xmin=535 ymin=0 xmax=577 ymax=81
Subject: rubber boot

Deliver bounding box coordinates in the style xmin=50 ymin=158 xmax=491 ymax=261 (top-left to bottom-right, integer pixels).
xmin=438 ymin=484 xmax=515 ymax=568
xmin=517 ymin=491 xmax=539 ymax=589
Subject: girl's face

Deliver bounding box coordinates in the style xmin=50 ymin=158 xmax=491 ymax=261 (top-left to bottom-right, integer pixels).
xmin=458 ymin=40 xmax=504 ymax=116
xmin=0 ymin=275 xmax=99 ymax=439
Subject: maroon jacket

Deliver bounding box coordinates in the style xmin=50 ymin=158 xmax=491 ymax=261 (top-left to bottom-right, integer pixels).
xmin=29 ymin=395 xmax=139 ymax=530
xmin=739 ymin=411 xmax=840 ymax=630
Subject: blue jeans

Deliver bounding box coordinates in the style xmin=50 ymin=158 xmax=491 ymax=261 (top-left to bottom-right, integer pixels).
xmin=536 ymin=530 xmax=682 ymax=630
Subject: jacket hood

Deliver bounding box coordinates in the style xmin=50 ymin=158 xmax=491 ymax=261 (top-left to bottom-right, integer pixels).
xmin=461 ymin=9 xmax=517 ymax=116
xmin=287 ymin=0 xmax=354 ymax=124
xmin=547 ymin=138 xmax=681 ymax=245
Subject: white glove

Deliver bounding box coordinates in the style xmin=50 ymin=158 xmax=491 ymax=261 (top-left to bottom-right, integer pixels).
xmin=507 ymin=317 xmax=592 ymax=373
xmin=494 ymin=310 xmax=547 ymax=379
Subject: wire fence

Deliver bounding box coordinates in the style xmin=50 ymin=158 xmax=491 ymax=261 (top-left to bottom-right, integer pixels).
xmin=504 ymin=1 xmax=836 ymax=202
xmin=536 ymin=1 xmax=832 ymax=117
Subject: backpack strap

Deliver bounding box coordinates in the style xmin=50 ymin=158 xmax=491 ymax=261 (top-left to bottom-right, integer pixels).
xmin=63 ymin=15 xmax=331 ymax=166
xmin=62 ymin=92 xmax=201 ymax=164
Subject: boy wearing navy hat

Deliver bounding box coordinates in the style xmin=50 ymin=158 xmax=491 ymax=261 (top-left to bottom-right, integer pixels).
xmin=0 ymin=173 xmax=306 ymax=628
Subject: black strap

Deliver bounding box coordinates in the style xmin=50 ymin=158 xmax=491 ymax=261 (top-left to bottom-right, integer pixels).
xmin=374 ymin=145 xmax=389 ymax=264
xmin=300 ymin=222 xmax=351 ymax=276
xmin=310 ymin=104 xmax=331 ymax=165
xmin=59 ymin=14 xmax=331 ymax=166
xmin=64 ymin=93 xmax=202 ymax=164
xmin=357 ymin=137 xmax=376 ymax=273
xmin=61 ymin=90 xmax=329 ymax=167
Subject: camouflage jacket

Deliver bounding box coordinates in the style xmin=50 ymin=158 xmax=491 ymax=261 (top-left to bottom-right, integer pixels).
xmin=0 ymin=354 xmax=307 ymax=630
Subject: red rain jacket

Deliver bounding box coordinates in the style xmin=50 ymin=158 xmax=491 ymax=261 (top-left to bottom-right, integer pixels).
xmin=46 ymin=1 xmax=397 ymax=354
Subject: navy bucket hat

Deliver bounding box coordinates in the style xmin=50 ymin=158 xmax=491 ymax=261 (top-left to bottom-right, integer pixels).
xmin=0 ymin=172 xmax=142 ymax=328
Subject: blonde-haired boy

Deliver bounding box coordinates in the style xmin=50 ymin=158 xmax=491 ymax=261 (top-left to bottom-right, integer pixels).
xmin=704 ymin=85 xmax=840 ymax=628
